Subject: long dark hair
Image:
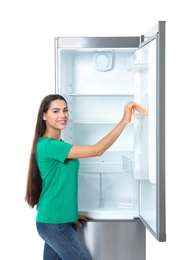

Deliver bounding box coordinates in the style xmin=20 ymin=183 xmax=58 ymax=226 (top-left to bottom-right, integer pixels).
xmin=25 ymin=94 xmax=67 ymax=208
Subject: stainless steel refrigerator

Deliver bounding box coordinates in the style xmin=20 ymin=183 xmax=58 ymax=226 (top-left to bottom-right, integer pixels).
xmin=54 ymin=21 xmax=166 ymax=260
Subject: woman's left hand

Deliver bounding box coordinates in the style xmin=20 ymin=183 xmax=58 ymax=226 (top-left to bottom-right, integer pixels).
xmin=74 ymin=214 xmax=93 ymax=227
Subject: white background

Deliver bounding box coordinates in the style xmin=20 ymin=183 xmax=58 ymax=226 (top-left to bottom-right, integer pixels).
xmin=0 ymin=1 xmax=193 ymax=259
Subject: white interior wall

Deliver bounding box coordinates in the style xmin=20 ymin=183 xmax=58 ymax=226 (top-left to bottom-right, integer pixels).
xmin=0 ymin=1 xmax=193 ymax=259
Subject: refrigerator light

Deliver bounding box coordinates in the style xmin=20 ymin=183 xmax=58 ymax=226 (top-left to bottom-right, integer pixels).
xmin=93 ymin=52 xmax=113 ymax=71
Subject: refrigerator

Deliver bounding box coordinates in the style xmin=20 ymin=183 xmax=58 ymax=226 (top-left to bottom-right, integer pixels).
xmin=54 ymin=21 xmax=166 ymax=260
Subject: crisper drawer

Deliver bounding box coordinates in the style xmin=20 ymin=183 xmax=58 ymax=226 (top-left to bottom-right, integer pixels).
xmin=78 ymin=172 xmax=138 ymax=212
xmin=78 ymin=151 xmax=138 ymax=214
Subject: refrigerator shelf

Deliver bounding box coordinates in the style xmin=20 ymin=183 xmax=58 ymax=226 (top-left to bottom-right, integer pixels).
xmin=79 ymin=155 xmax=133 ymax=174
xmin=78 ymin=209 xmax=138 ymax=220
xmin=68 ymin=116 xmax=146 ymax=124
xmin=66 ymin=93 xmax=134 ymax=96
xmin=79 ymin=164 xmax=132 ymax=174
xmin=69 ymin=120 xmax=134 ymax=124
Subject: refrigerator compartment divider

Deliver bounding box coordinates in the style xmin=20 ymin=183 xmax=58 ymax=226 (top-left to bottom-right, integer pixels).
xmin=79 ymin=151 xmax=133 ymax=173
xmin=78 ymin=209 xmax=138 ymax=220
xmin=70 ymin=120 xmax=134 ymax=124
xmin=79 ymin=155 xmax=132 ymax=174
xmin=65 ymin=93 xmax=134 ymax=96
xmin=79 ymin=164 xmax=132 ymax=174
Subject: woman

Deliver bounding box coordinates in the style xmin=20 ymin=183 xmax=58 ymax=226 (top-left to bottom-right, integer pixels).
xmin=25 ymin=94 xmax=139 ymax=260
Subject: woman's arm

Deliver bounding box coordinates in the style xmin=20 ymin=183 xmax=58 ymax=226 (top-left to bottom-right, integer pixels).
xmin=67 ymin=101 xmax=134 ymax=159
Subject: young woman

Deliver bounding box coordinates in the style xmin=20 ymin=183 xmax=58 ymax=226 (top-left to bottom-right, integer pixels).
xmin=25 ymin=94 xmax=141 ymax=260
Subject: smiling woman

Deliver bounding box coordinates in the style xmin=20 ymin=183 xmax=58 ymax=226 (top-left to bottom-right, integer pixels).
xmin=25 ymin=93 xmax=138 ymax=259
xmin=42 ymin=99 xmax=69 ymax=138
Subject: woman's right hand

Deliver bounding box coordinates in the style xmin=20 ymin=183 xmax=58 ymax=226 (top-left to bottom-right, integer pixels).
xmin=133 ymin=103 xmax=148 ymax=114
xmin=122 ymin=101 xmax=135 ymax=124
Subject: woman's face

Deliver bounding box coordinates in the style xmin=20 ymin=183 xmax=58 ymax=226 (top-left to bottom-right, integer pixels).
xmin=43 ymin=99 xmax=69 ymax=131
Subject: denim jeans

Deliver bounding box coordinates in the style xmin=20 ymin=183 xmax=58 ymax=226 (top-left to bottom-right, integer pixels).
xmin=36 ymin=222 xmax=92 ymax=260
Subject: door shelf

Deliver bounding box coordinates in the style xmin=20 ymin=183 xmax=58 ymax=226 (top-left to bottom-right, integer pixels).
xmin=126 ymin=63 xmax=148 ymax=72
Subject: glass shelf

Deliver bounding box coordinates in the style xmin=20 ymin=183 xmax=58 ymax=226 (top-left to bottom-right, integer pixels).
xmin=79 ymin=155 xmax=132 ymax=174
xmin=69 ymin=120 xmax=134 ymax=124
xmin=79 ymin=164 xmax=130 ymax=174
xmin=66 ymin=93 xmax=134 ymax=96
xmin=78 ymin=209 xmax=138 ymax=220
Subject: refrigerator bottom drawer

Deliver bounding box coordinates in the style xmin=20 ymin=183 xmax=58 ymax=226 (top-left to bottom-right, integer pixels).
xmin=75 ymin=220 xmax=145 ymax=260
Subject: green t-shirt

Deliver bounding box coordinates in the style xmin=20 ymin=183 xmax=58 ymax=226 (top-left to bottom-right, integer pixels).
xmin=36 ymin=137 xmax=79 ymax=224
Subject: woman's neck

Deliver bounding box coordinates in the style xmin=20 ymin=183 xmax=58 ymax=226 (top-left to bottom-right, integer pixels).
xmin=43 ymin=130 xmax=61 ymax=140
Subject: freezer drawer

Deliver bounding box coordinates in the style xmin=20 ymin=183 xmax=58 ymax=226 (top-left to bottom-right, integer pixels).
xmin=75 ymin=220 xmax=145 ymax=260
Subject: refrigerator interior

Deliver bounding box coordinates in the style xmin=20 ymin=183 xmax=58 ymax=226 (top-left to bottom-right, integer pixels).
xmin=58 ymin=45 xmax=154 ymax=221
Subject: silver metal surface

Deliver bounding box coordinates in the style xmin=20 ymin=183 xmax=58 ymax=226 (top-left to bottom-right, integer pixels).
xmin=56 ymin=37 xmax=140 ymax=49
xmin=76 ymin=220 xmax=145 ymax=260
xmin=156 ymin=20 xmax=166 ymax=242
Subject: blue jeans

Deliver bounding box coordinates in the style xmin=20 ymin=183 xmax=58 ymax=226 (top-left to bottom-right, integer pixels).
xmin=36 ymin=222 xmax=92 ymax=260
